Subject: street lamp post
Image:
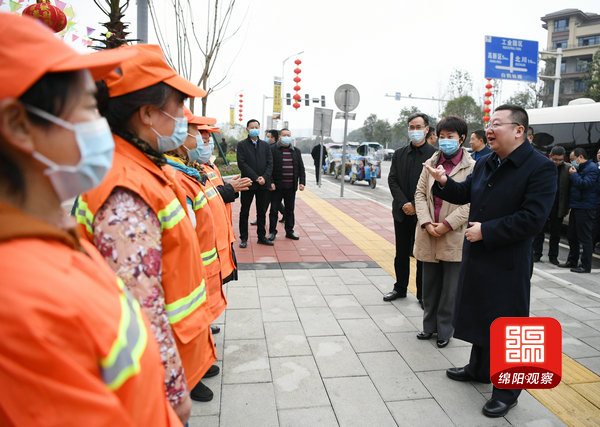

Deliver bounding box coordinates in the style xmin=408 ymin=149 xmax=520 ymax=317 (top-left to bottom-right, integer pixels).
xmin=281 ymin=50 xmax=304 ymax=125
xmin=539 ymin=47 xmax=563 ymax=107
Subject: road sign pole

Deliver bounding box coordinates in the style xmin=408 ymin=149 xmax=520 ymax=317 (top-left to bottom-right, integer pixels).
xmin=340 ymin=90 xmax=349 ymax=198
xmin=318 ymin=115 xmax=324 ymax=188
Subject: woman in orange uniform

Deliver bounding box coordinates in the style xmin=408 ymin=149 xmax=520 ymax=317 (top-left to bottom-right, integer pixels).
xmin=75 ymin=44 xmax=215 ymax=416
xmin=0 ymin=13 xmax=180 ymax=426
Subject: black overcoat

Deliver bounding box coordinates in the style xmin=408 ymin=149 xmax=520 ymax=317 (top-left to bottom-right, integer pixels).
xmin=433 ymin=141 xmax=557 ymax=346
xmin=236 ymin=137 xmax=273 ymax=191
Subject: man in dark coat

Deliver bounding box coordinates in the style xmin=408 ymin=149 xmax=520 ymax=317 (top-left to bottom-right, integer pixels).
xmin=532 ymin=146 xmax=570 ymax=265
xmin=558 ymin=147 xmax=599 ymax=273
xmin=385 ymin=112 xmax=436 ymax=304
xmin=311 ymin=142 xmax=327 ymax=184
xmin=236 ymin=119 xmax=273 ymax=247
xmin=268 ymin=128 xmax=305 ymax=241
xmin=424 ymin=105 xmax=556 ymax=418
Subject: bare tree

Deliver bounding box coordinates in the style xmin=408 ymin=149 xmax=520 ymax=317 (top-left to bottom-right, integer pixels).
xmin=92 ymin=0 xmax=138 ymax=49
xmin=148 ymin=0 xmax=244 ymax=115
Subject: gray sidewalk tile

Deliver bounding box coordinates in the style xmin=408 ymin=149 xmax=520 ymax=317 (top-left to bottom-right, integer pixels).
xmin=289 ymin=285 xmax=328 ymax=307
xmin=308 ymin=336 xmax=366 ymax=378
xmin=256 ymin=269 xmax=284 ymax=278
xmin=224 ymin=309 xmax=264 ymax=340
xmin=283 ymin=269 xmax=316 ymax=286
xmin=387 ymin=399 xmax=454 ymax=427
xmin=220 ymin=383 xmax=278 ymax=427
xmin=504 ymin=391 xmax=567 ymax=426
xmin=440 ymin=345 xmax=472 ymax=367
xmin=297 ymin=306 xmax=343 ymax=337
xmin=391 ymin=297 xmax=426 ymax=317
xmin=338 ymin=270 xmax=371 ymax=285
xmin=261 ymin=296 xmax=299 ymax=322
xmin=264 ymin=321 xmax=312 ymax=357
xmin=575 ymin=356 xmax=600 ymax=375
xmin=278 ymin=407 xmax=338 ymax=427
xmin=229 ymin=272 xmax=257 ymax=287
xmin=323 ymin=294 xmax=369 ymax=319
xmin=538 ymin=297 xmax=600 ymax=322
xmin=584 ymin=319 xmax=600 ymax=329
xmin=581 ymin=335 xmax=600 ymax=351
xmin=361 ymin=267 xmax=390 ymax=276
xmin=562 ymin=335 xmax=600 ymax=358
xmin=213 ymin=326 xmax=225 ymax=360
xmin=338 ymin=318 xmax=394 ymax=353
xmin=358 ymin=351 xmax=430 ymax=401
xmin=387 ymin=332 xmax=453 ymax=372
xmin=191 ymin=360 xmax=222 ymax=416
xmin=365 ymin=305 xmax=417 ymax=333
xmin=188 ymin=415 xmax=219 ymax=427
xmin=225 ymin=286 xmax=260 ymax=309
xmin=271 ymin=355 xmax=330 ymax=409
xmin=324 ymin=376 xmax=396 ymax=427
xmin=258 ymin=278 xmax=291 ymax=297
xmin=315 ymin=276 xmax=352 ymax=295
xmin=347 ymin=284 xmax=388 ymax=306
xmin=309 ymin=268 xmax=339 ymax=277
xmin=222 ymin=339 xmax=271 ymax=384
xmin=417 ymin=370 xmax=508 ymax=426
xmin=546 ymin=287 xmax=600 ymax=308
xmin=531 ymin=310 xmax=598 ymax=339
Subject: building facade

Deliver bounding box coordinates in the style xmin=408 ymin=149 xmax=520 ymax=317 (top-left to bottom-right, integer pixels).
xmin=541 ymin=9 xmax=600 ymax=105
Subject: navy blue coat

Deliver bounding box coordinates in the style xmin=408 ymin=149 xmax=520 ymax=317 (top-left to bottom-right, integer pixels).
xmin=433 ymin=141 xmax=557 ymax=346
xmin=569 ymin=159 xmax=599 ymax=210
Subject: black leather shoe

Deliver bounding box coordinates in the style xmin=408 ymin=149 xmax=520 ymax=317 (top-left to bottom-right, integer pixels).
xmin=190 ymin=381 xmax=213 ymax=401
xmin=285 ymin=232 xmax=300 ymax=240
xmin=482 ymin=399 xmax=517 ymax=418
xmin=257 ymin=238 xmax=274 ymax=246
xmin=446 ymin=367 xmax=491 ymax=383
xmin=250 ymin=220 xmax=257 ymax=226
xmin=558 ymin=262 xmax=577 ymax=268
xmin=549 ymin=257 xmax=559 ymax=265
xmin=202 ymin=364 xmax=220 ymax=379
xmin=532 ymin=255 xmax=541 ymax=263
xmin=210 ymin=325 xmax=220 ymax=334
xmin=267 ymin=233 xmax=276 ymax=241
xmin=437 ymin=339 xmax=450 ymax=348
xmin=239 ymin=240 xmax=247 ymax=248
xmin=383 ymin=289 xmax=406 ymax=301
xmin=571 ymin=266 xmax=591 ymax=273
xmin=416 ymin=332 xmax=433 ymax=340
xmin=419 ymin=299 xmax=424 ymax=309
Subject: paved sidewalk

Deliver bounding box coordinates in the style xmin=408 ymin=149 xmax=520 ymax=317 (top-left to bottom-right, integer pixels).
xmin=189 ymin=171 xmax=600 ymax=426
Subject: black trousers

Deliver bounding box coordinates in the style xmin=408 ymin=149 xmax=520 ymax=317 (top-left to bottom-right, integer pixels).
xmin=239 ymin=189 xmax=269 ymax=241
xmin=393 ymin=216 xmax=423 ymax=299
xmin=532 ymin=205 xmax=563 ymax=260
xmin=314 ymin=164 xmax=321 ymax=184
xmin=465 ymin=344 xmax=521 ymax=404
xmin=259 ymin=196 xmax=284 ymax=220
xmin=269 ymin=187 xmax=296 ymax=235
xmin=567 ymin=208 xmax=596 ymax=271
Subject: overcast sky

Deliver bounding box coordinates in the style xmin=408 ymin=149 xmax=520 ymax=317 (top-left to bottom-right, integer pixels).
xmin=6 ymin=0 xmax=599 ymax=140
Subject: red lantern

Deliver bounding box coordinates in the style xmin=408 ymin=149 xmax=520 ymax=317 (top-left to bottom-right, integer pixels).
xmin=239 ymin=104 xmax=243 ymax=107
xmin=294 ymin=59 xmax=302 ymax=65
xmin=294 ymin=85 xmax=301 ymax=91
xmin=484 ymin=99 xmax=491 ymax=105
xmin=293 ymin=77 xmax=301 ymax=83
xmin=293 ymin=68 xmax=302 ymax=74
xmin=239 ymin=108 xmax=243 ymax=112
xmin=239 ymin=94 xmax=243 ymax=98
xmin=483 ymin=107 xmax=491 ymax=113
xmin=485 ymin=91 xmax=492 ymax=97
xmin=482 ymin=115 xmax=490 ymax=122
xmin=485 ymin=84 xmax=493 ymax=90
xmin=293 ymin=102 xmax=300 ymax=109
xmin=22 ymin=0 xmax=67 ymax=33
xmin=293 ymin=94 xmax=301 ymax=101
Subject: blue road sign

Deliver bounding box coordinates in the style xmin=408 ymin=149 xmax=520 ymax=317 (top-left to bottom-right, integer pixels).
xmin=485 ymin=36 xmax=538 ymax=82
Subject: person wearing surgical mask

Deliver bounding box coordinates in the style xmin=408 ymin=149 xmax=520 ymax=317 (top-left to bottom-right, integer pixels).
xmin=385 ymin=113 xmax=436 ymax=305
xmin=413 ymin=116 xmax=475 ymax=349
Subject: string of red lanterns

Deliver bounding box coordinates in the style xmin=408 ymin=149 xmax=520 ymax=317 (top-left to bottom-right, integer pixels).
xmin=238 ymin=93 xmax=243 ymax=122
xmin=483 ymin=79 xmax=493 ymax=123
xmin=292 ymin=59 xmax=302 ymax=110
xmin=22 ymin=0 xmax=67 ymax=33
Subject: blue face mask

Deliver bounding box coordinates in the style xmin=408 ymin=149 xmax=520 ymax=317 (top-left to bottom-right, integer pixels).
xmin=571 ymin=160 xmax=579 ymax=169
xmin=280 ymin=136 xmax=292 ymax=145
xmin=249 ymin=128 xmax=260 ymax=138
xmin=439 ymin=139 xmax=459 ymax=156
xmin=25 ymin=105 xmax=114 ymax=202
xmin=408 ymin=130 xmax=425 ymax=143
xmin=152 ymin=110 xmax=188 ymax=153
xmin=184 ymin=134 xmax=203 ymax=162
xmin=196 ymin=144 xmax=213 ymax=164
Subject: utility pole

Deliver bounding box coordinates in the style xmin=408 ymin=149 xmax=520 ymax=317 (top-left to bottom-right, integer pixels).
xmin=137 ymin=0 xmax=148 ymax=43
xmin=539 ymin=47 xmax=563 ymax=107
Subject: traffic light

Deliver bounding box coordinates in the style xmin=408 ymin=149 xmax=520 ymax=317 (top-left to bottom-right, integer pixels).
xmin=286 ymin=93 xmax=291 ymax=105
xmin=305 ymin=94 xmax=310 ymax=106
xmin=321 ymin=95 xmax=326 ymax=107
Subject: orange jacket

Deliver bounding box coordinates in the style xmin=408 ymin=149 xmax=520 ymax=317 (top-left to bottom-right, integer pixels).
xmin=76 ymin=136 xmax=215 ymax=388
xmin=0 ymin=202 xmax=180 ymax=426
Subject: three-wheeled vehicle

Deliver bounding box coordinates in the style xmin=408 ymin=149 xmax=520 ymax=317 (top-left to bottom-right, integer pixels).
xmin=328 ymin=142 xmax=359 ymax=179
xmin=348 ymin=142 xmax=383 ymax=188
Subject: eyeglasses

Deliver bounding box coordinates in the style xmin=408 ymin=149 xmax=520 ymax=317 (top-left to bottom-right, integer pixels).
xmin=485 ymin=121 xmax=521 ymax=130
xmin=408 ymin=125 xmax=426 ymax=131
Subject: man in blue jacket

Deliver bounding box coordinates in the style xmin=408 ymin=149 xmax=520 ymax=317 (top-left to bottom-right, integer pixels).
xmin=423 ymin=105 xmax=556 ymax=418
xmin=558 ymin=148 xmax=599 ymax=273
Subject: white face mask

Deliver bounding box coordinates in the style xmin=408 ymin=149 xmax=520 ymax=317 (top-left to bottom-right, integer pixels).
xmin=151 ymin=110 xmax=188 ymax=153
xmin=25 ymin=105 xmax=115 ymax=202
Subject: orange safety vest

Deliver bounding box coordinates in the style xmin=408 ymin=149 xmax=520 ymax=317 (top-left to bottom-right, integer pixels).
xmin=166 ymin=156 xmax=227 ymax=321
xmin=76 ymin=136 xmax=215 ymax=388
xmin=0 ymin=205 xmax=180 ymax=426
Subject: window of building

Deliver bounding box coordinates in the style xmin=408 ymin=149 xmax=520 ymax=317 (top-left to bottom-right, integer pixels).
xmin=561 ymin=61 xmax=566 ymax=73
xmin=574 ymin=79 xmax=586 ymax=93
xmin=576 ymin=57 xmax=592 ymax=72
xmin=552 ymin=40 xmax=567 ymax=49
xmin=578 ymin=35 xmax=600 ymax=46
xmin=554 ymin=18 xmax=569 ymax=31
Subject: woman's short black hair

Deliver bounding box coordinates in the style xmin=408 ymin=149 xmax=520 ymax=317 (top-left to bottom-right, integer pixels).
xmin=436 ymin=115 xmax=468 ymax=142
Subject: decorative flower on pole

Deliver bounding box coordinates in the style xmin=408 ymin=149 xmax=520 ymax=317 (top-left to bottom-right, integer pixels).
xmin=22 ymin=0 xmax=67 ymax=33
xmin=293 ymin=59 xmax=302 ymax=110
xmin=238 ymin=93 xmax=243 ymax=122
xmin=483 ymin=79 xmax=493 ymax=123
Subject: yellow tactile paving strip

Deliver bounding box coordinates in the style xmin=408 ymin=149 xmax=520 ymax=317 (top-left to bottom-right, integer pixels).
xmin=299 ymin=189 xmax=600 ymax=426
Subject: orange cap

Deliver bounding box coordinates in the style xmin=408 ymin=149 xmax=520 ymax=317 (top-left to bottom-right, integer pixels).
xmin=184 ymin=107 xmax=217 ymax=125
xmin=197 ymin=124 xmax=221 ymax=133
xmin=103 ymin=44 xmax=206 ymax=98
xmin=0 ymin=13 xmax=136 ymax=99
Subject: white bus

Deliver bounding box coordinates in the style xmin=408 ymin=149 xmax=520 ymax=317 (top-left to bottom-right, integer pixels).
xmin=527 ymin=100 xmax=600 ymax=157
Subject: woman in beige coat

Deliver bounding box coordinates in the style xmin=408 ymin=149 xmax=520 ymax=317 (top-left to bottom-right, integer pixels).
xmin=413 ymin=116 xmax=475 ymax=348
